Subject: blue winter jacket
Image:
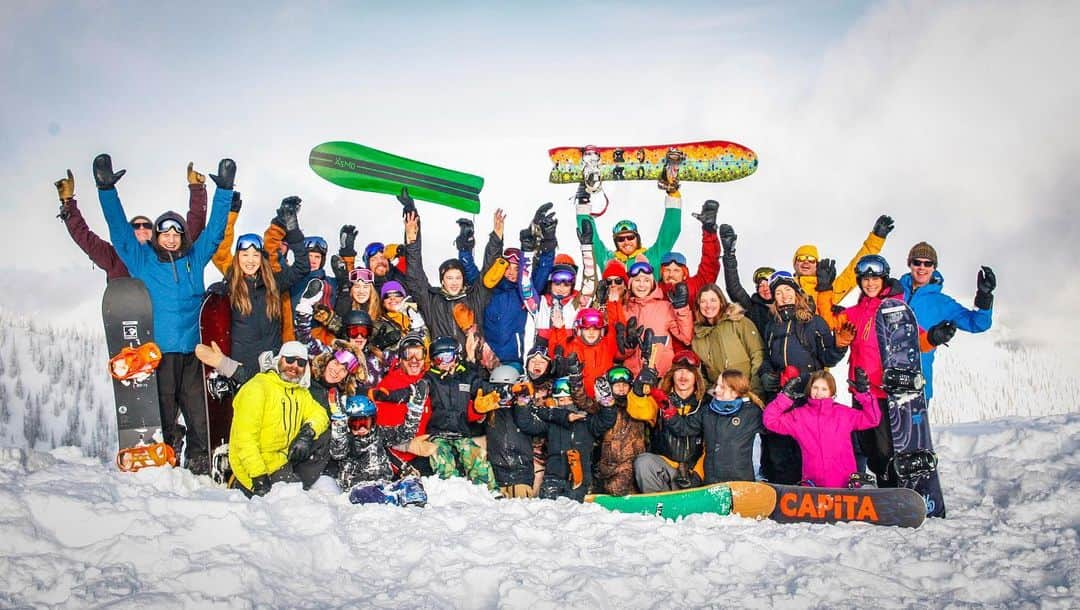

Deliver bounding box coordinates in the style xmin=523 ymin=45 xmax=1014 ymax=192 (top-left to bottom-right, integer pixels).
xmin=899 ymin=271 xmax=992 ymax=399
xmin=461 ymin=248 xmax=553 ymax=365
xmin=101 ymin=187 xmax=231 ymax=353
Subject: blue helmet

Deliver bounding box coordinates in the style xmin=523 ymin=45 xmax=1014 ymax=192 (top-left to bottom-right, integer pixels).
xmin=344 ymin=395 xmax=377 ymax=418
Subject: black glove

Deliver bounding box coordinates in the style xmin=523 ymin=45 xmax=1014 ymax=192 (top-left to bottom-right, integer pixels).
xmin=532 ymin=202 xmax=555 ymax=230
xmin=761 ymin=371 xmax=780 ymax=394
xmin=574 ymin=182 xmax=590 ymax=205
xmin=288 ymin=423 xmax=316 ymax=463
xmin=872 ymin=214 xmax=894 ymax=238
xmin=209 ymin=158 xmax=236 ymax=190
xmin=781 ymin=376 xmax=805 ymax=400
xmin=551 ymin=346 xmax=568 ymax=378
xmin=633 ymin=367 xmax=660 ymax=396
xmin=849 ymin=367 xmax=870 ymax=394
xmin=639 ymin=328 xmax=655 ymax=364
xmin=576 ymin=218 xmax=593 ymax=246
xmin=927 ymin=320 xmax=957 ymax=346
xmin=276 ymin=196 xmax=301 ymax=232
xmin=330 ymin=254 xmax=348 ymax=285
xmin=692 ymin=199 xmax=719 ymax=233
xmin=519 ymin=227 xmax=537 ymax=253
xmin=816 ymin=258 xmax=837 ymax=293
xmin=339 ymin=224 xmax=358 ymax=257
xmin=230 ymin=191 xmax=243 ymax=213
xmin=537 ymin=203 xmax=558 ymax=250
xmin=669 ymin=282 xmax=689 ymax=309
xmin=455 ymin=218 xmax=475 ymax=252
xmin=397 ymin=186 xmax=417 ymax=217
xmin=616 ymin=316 xmax=642 ymax=352
xmin=250 ymin=475 xmax=271 ymax=497
xmin=92 ymin=154 xmax=126 ymax=190
xmin=975 ymin=266 xmax=995 ymax=310
xmin=718 ymin=224 xmax=737 ymax=255
xmin=595 ymin=277 xmax=609 ymax=305
xmin=564 ymin=352 xmax=583 ymax=378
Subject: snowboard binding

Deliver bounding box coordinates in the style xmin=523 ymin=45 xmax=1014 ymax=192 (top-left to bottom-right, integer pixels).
xmin=881 ymin=367 xmax=926 ymax=394
xmin=576 ymin=146 xmax=611 ymax=217
xmin=116 ymin=442 xmax=177 ymax=472
xmin=210 ymin=443 xmax=232 ymax=486
xmin=847 ymin=472 xmax=878 ymax=489
xmin=657 ymin=148 xmax=686 ymax=193
xmin=890 ymin=450 xmax=938 ymax=483
xmin=109 ymin=342 xmax=163 ymax=383
xmin=206 ymin=371 xmax=239 ymax=401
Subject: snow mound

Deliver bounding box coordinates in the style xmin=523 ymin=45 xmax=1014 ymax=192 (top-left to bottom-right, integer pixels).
xmin=1 ymin=414 xmax=1077 ymax=608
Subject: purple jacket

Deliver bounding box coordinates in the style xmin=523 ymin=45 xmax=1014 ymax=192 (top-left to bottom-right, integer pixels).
xmin=763 ymin=392 xmax=880 ymax=488
xmin=63 ymin=185 xmax=207 ymax=280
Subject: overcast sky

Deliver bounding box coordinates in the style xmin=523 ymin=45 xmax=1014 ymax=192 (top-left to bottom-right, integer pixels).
xmin=1 ymin=1 xmax=1077 ymax=356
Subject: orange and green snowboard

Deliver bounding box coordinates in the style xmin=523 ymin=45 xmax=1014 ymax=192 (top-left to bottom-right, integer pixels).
xmin=548 ymin=140 xmax=758 ymax=185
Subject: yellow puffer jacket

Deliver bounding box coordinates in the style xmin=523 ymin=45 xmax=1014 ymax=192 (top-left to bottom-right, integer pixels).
xmin=795 ymin=232 xmax=885 ymax=306
xmin=229 ymin=370 xmax=330 ymax=490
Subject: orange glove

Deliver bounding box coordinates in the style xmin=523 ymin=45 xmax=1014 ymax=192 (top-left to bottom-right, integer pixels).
xmin=835 ymin=322 xmax=857 ymax=348
xmin=453 ymin=303 xmax=475 ymax=332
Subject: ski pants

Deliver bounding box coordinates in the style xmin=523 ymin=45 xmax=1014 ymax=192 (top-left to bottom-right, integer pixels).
xmin=633 ymin=453 xmax=702 ymax=494
xmin=857 ymin=397 xmax=896 ymax=486
xmin=760 ymin=431 xmax=802 ymax=485
xmin=158 ymin=352 xmax=206 ymax=459
xmin=429 ymin=436 xmax=497 ymax=490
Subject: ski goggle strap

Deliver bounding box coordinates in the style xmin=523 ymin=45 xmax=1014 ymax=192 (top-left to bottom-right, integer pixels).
xmin=333 ymin=349 xmax=360 ymax=373
xmin=550 ymin=269 xmax=576 ymax=285
xmin=156 ymin=218 xmax=184 ymax=234
xmin=612 ymin=220 xmax=638 ymax=235
xmin=627 ymin=261 xmax=653 ymax=278
xmin=349 ymin=267 xmax=375 ymax=284
xmin=235 ymin=233 xmax=264 ymax=252
xmin=606 ymin=366 xmax=633 ymax=385
xmin=855 ymin=255 xmax=890 ymax=278
xmin=304 ymin=236 xmax=328 ymax=254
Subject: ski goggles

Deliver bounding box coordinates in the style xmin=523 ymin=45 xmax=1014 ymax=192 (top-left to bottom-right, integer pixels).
xmin=855 ymin=255 xmax=889 ymax=278
xmin=551 ymin=378 xmax=572 ymax=398
xmin=130 ymin=220 xmax=153 ymax=230
xmin=502 ymin=248 xmax=522 ymax=265
xmin=550 ymin=269 xmax=576 ymax=285
xmin=575 ymin=309 xmax=605 ymax=329
xmin=794 ymin=254 xmax=817 ymax=263
xmin=156 ymin=218 xmax=184 ymax=234
xmin=909 ymin=258 xmax=935 ymax=268
xmin=235 ymin=233 xmax=264 ymax=252
xmin=282 ymin=355 xmax=308 ymax=367
xmin=348 ymin=415 xmax=375 ymax=431
xmin=401 ymin=352 xmax=426 ymax=363
xmin=660 ymin=252 xmax=687 ymax=267
xmin=345 ymin=324 xmax=371 ymax=339
xmin=606 ymin=366 xmax=633 ymax=385
xmin=349 ymin=267 xmax=375 ymax=284
xmin=672 ymin=350 xmax=701 ymax=369
xmin=768 ymin=270 xmax=796 ymax=287
xmin=612 ymin=220 xmax=638 ymax=235
xmin=627 ymin=261 xmax=653 ymax=278
xmin=304 ymin=236 xmax=328 ymax=254
xmin=753 ymin=267 xmax=776 ymax=284
xmin=432 ymin=351 xmax=457 ymax=365
xmin=364 ymin=242 xmax=385 ymax=261
xmin=333 ymin=349 xmax=360 ymax=374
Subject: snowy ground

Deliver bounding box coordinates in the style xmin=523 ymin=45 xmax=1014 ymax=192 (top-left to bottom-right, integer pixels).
xmin=1 ymin=413 xmax=1076 ymax=609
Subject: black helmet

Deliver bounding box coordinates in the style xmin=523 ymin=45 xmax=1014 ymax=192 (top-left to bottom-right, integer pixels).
xmin=344 ymin=309 xmax=373 ymax=329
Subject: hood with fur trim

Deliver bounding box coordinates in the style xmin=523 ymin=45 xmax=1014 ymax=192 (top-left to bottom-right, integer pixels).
xmin=310 ymin=339 xmax=369 ymax=394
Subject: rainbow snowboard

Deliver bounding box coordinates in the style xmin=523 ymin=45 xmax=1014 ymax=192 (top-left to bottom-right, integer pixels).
xmin=309 ymin=141 xmax=484 ymax=213
xmin=548 ymin=140 xmax=758 ymax=185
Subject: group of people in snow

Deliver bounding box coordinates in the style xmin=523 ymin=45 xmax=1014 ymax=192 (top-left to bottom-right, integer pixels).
xmin=56 ymin=153 xmax=995 ymax=514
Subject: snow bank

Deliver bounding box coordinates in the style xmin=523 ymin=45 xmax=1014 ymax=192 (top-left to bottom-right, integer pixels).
xmin=1 ymin=414 xmax=1076 ymax=608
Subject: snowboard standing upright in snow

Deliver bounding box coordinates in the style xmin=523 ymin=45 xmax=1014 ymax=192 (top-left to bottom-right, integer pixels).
xmin=876 ymin=298 xmax=945 ymax=517
xmin=102 ymin=278 xmax=167 ymax=465
xmin=199 ymin=282 xmax=234 ymax=484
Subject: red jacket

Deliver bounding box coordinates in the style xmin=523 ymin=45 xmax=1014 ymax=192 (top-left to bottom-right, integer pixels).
xmin=659 ymin=229 xmax=720 ymax=307
xmin=62 ymin=186 xmax=207 ymax=280
xmin=372 ymin=365 xmax=430 ymax=462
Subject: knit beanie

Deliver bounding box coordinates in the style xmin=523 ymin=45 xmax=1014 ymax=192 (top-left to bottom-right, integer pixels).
xmin=907 ymin=242 xmax=938 ymax=265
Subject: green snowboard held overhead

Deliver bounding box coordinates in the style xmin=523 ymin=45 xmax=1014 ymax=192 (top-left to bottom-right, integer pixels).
xmin=309 ymin=141 xmax=484 ymax=214
xmin=587 ymin=483 xmax=733 ymax=520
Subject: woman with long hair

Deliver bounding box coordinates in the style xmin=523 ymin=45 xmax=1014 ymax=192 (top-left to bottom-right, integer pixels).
xmin=690 ymin=284 xmax=765 ymax=392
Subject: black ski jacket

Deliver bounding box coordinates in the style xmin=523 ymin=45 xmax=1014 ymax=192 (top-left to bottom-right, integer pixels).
xmin=514 ymin=403 xmax=616 ymax=486
xmin=663 ymin=400 xmax=762 ymax=483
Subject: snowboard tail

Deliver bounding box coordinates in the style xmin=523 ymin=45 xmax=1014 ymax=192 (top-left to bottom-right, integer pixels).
xmin=769 ymin=484 xmax=926 ymax=528
xmin=309 ymin=141 xmax=484 ymax=214
xmin=200 ymin=284 xmax=233 ymax=482
xmin=586 ymin=481 xmax=775 ymax=520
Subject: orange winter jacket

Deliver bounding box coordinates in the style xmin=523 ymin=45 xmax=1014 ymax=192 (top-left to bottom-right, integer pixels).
xmin=796 ymin=232 xmax=885 ymax=307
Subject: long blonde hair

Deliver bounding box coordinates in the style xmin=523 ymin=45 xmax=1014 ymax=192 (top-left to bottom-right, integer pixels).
xmin=352 ymin=280 xmax=384 ymax=320
xmin=228 ymin=255 xmax=282 ymax=321
xmin=719 ymin=369 xmax=765 ymax=409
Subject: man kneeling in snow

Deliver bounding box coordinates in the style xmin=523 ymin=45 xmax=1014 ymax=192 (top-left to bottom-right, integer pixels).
xmin=229 ymin=341 xmax=330 ymax=497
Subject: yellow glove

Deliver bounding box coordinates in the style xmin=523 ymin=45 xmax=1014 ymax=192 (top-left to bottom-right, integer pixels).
xmin=54 ymin=169 xmax=74 ymax=201
xmin=187 ymin=162 xmax=206 ymax=186
xmin=473 ymin=390 xmax=500 ymax=414
xmin=384 ymin=243 xmax=401 ymax=260
xmin=483 ymin=257 xmax=509 ymax=289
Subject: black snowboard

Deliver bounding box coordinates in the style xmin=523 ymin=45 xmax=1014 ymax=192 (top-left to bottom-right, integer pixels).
xmin=199 ymin=283 xmax=234 ymax=485
xmin=876 ymin=298 xmax=945 ymax=518
xmin=102 ymin=278 xmax=163 ymax=452
xmin=768 ymin=484 xmax=926 ymax=528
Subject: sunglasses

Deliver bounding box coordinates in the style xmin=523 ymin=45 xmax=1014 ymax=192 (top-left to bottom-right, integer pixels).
xmin=346 ymin=325 xmax=371 ymax=339
xmin=909 ymin=259 xmax=935 ymax=268
xmin=304 ymin=236 xmax=328 ymax=253
xmin=156 ymin=219 xmax=184 ymax=234
xmin=795 ymin=255 xmax=817 ymax=263
xmin=333 ymin=349 xmax=360 ymax=373
xmin=235 ymin=233 xmax=264 ymax=252
xmin=348 ymin=416 xmax=375 ymax=431
xmin=130 ymin=221 xmax=153 ymax=230
xmin=349 ymin=268 xmax=375 ymax=284
xmin=615 ymin=234 xmax=637 ymax=243
xmin=604 ymin=277 xmax=624 ymax=286
xmin=282 ymin=355 xmax=308 ymax=367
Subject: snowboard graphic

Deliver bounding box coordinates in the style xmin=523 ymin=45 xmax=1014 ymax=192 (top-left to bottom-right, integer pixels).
xmin=309 ymin=141 xmax=484 ymax=214
xmin=768 ymin=484 xmax=926 ymax=528
xmin=548 ymin=140 xmax=758 ymax=185
xmin=102 ymin=278 xmax=165 ymax=460
xmin=199 ymin=283 xmax=234 ymax=485
xmin=586 ymin=481 xmax=776 ymax=520
xmin=876 ymin=298 xmax=946 ymax=518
